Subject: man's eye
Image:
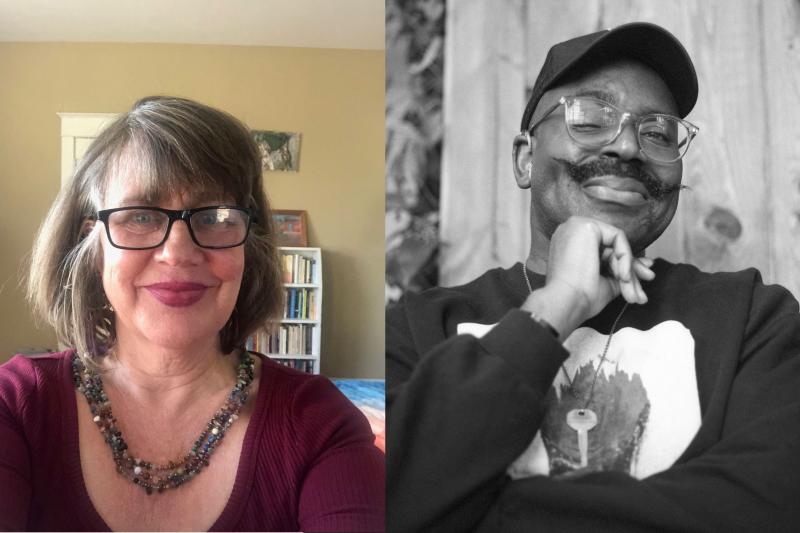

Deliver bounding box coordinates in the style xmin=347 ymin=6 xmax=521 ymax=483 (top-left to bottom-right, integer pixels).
xmin=641 ymin=130 xmax=673 ymax=146
xmin=571 ymin=121 xmax=604 ymax=131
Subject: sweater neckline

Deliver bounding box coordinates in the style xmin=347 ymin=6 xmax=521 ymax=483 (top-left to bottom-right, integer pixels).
xmin=500 ymin=262 xmax=545 ymax=303
xmin=59 ymin=350 xmax=272 ymax=531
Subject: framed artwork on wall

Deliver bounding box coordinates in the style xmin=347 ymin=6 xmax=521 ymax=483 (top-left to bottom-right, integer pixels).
xmin=272 ymin=210 xmax=308 ymax=247
xmin=253 ymin=130 xmax=302 ymax=172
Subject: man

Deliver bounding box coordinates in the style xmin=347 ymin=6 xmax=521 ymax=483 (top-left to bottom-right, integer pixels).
xmin=387 ymin=22 xmax=800 ymax=532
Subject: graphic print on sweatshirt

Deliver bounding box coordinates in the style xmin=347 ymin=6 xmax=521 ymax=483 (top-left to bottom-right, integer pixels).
xmin=458 ymin=320 xmax=701 ymax=479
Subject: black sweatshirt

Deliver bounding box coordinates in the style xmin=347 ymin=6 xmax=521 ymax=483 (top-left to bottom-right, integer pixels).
xmin=387 ymin=259 xmax=800 ymax=532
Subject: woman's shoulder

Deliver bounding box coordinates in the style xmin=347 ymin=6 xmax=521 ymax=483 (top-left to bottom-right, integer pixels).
xmin=251 ymin=353 xmax=375 ymax=449
xmin=0 ymin=350 xmax=72 ymax=432
xmin=253 ymin=353 xmax=347 ymax=410
xmin=0 ymin=350 xmax=71 ymax=397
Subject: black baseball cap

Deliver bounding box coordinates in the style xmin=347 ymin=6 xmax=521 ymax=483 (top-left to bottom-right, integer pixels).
xmin=520 ymin=22 xmax=698 ymax=131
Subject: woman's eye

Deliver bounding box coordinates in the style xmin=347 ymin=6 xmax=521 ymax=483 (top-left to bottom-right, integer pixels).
xmin=117 ymin=210 xmax=156 ymax=225
xmin=198 ymin=213 xmax=222 ymax=225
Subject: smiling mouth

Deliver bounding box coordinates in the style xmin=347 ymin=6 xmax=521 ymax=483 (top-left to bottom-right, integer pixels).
xmin=144 ymin=282 xmax=208 ymax=307
xmin=582 ymin=177 xmax=650 ymax=207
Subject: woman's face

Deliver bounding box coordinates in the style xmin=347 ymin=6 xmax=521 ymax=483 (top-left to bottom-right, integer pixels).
xmin=99 ymin=164 xmax=245 ymax=353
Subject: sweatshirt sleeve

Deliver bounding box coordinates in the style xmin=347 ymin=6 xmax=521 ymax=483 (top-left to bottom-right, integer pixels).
xmin=478 ymin=280 xmax=800 ymax=533
xmin=294 ymin=376 xmax=386 ymax=533
xmin=387 ymin=307 xmax=569 ymax=533
xmin=0 ymin=357 xmax=35 ymax=531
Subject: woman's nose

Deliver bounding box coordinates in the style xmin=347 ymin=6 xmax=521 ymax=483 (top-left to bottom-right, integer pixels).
xmin=155 ymin=219 xmax=204 ymax=264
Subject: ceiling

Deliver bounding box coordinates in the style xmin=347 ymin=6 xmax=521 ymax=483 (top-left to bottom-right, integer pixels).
xmin=0 ymin=0 xmax=385 ymax=50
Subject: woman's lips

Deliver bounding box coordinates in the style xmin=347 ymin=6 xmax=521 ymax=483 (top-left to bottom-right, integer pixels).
xmin=144 ymin=282 xmax=208 ymax=307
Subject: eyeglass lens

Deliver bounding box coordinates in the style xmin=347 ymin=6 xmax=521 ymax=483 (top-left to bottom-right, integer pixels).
xmin=565 ymin=98 xmax=690 ymax=162
xmin=106 ymin=207 xmax=249 ymax=249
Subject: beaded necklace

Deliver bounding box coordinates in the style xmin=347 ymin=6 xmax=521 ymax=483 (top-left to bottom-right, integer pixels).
xmin=72 ymin=350 xmax=255 ymax=495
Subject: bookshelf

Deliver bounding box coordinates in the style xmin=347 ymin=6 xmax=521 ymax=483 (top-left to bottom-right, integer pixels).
xmin=246 ymin=247 xmax=322 ymax=374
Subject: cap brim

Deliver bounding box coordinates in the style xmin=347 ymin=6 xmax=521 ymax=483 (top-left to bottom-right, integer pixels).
xmin=551 ymin=22 xmax=697 ymax=118
xmin=521 ymin=22 xmax=698 ymax=130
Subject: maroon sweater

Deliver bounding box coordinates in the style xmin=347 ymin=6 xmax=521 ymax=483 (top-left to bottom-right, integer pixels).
xmin=0 ymin=351 xmax=385 ymax=532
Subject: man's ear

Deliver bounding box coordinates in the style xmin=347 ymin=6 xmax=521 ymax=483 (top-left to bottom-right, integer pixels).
xmin=512 ymin=131 xmax=536 ymax=189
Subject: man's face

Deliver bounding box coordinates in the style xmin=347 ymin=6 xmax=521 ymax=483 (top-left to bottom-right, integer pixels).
xmin=524 ymin=59 xmax=684 ymax=254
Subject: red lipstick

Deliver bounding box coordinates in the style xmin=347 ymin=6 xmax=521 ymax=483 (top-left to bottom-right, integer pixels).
xmin=144 ymin=282 xmax=208 ymax=307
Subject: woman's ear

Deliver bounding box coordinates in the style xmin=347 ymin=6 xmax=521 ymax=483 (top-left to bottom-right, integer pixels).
xmin=80 ymin=219 xmax=96 ymax=239
xmin=512 ymin=131 xmax=535 ymax=189
xmin=81 ymin=219 xmax=105 ymax=272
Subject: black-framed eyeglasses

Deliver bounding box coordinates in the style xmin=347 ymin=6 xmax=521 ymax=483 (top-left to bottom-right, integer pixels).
xmin=96 ymin=205 xmax=253 ymax=250
xmin=527 ymin=96 xmax=699 ymax=163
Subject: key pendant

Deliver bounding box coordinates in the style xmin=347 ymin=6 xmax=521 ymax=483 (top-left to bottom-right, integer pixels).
xmin=566 ymin=408 xmax=598 ymax=468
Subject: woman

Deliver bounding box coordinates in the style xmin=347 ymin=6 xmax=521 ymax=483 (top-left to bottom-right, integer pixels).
xmin=0 ymin=96 xmax=385 ymax=531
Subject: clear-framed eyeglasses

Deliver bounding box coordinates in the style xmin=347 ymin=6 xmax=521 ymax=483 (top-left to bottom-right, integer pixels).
xmin=527 ymin=95 xmax=699 ymax=163
xmin=96 ymin=205 xmax=253 ymax=250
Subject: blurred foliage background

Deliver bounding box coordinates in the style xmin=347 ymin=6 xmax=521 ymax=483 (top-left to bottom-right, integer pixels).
xmin=385 ymin=0 xmax=444 ymax=304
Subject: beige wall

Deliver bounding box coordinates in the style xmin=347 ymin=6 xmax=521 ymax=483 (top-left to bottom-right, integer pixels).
xmin=0 ymin=42 xmax=385 ymax=378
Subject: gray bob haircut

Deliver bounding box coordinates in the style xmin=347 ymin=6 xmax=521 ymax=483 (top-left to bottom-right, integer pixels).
xmin=27 ymin=95 xmax=284 ymax=364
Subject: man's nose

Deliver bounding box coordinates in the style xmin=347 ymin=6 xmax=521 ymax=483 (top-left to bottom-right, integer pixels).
xmin=600 ymin=116 xmax=643 ymax=162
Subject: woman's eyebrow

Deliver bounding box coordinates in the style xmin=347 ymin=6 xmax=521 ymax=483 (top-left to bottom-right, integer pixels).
xmin=115 ymin=196 xmax=155 ymax=206
xmin=112 ymin=192 xmax=233 ymax=208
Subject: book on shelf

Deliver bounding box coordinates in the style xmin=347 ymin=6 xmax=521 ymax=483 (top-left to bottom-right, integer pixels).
xmin=245 ymin=324 xmax=315 ymax=356
xmin=247 ymin=246 xmax=322 ymax=375
xmin=283 ymin=288 xmax=316 ymax=320
xmin=282 ymin=253 xmax=316 ymax=284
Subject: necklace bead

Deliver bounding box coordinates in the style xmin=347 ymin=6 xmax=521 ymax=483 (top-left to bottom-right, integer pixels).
xmin=72 ymin=350 xmax=255 ymax=495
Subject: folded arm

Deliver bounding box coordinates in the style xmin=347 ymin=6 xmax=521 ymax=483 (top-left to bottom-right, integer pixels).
xmin=387 ymin=309 xmax=568 ymax=532
xmin=388 ymin=278 xmax=800 ymax=533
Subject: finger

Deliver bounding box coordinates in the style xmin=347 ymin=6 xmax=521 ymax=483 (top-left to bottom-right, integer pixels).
xmin=631 ymin=270 xmax=648 ymax=304
xmin=610 ymin=233 xmax=633 ymax=282
xmin=606 ymin=252 xmax=653 ymax=288
xmin=607 ymin=253 xmax=620 ymax=279
xmin=632 ymin=260 xmax=656 ymax=281
xmin=606 ymin=253 xmax=640 ymax=304
xmin=591 ymin=221 xmax=646 ymax=302
xmin=622 ymin=280 xmax=640 ymax=304
xmin=614 ymin=258 xmax=650 ymax=304
xmin=590 ymin=221 xmax=635 ymax=283
xmin=637 ymin=256 xmax=655 ymax=268
xmin=618 ymin=275 xmax=639 ymax=304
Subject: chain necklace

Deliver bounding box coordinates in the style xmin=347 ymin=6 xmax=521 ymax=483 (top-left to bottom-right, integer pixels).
xmin=72 ymin=350 xmax=255 ymax=495
xmin=522 ymin=263 xmax=628 ymax=467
